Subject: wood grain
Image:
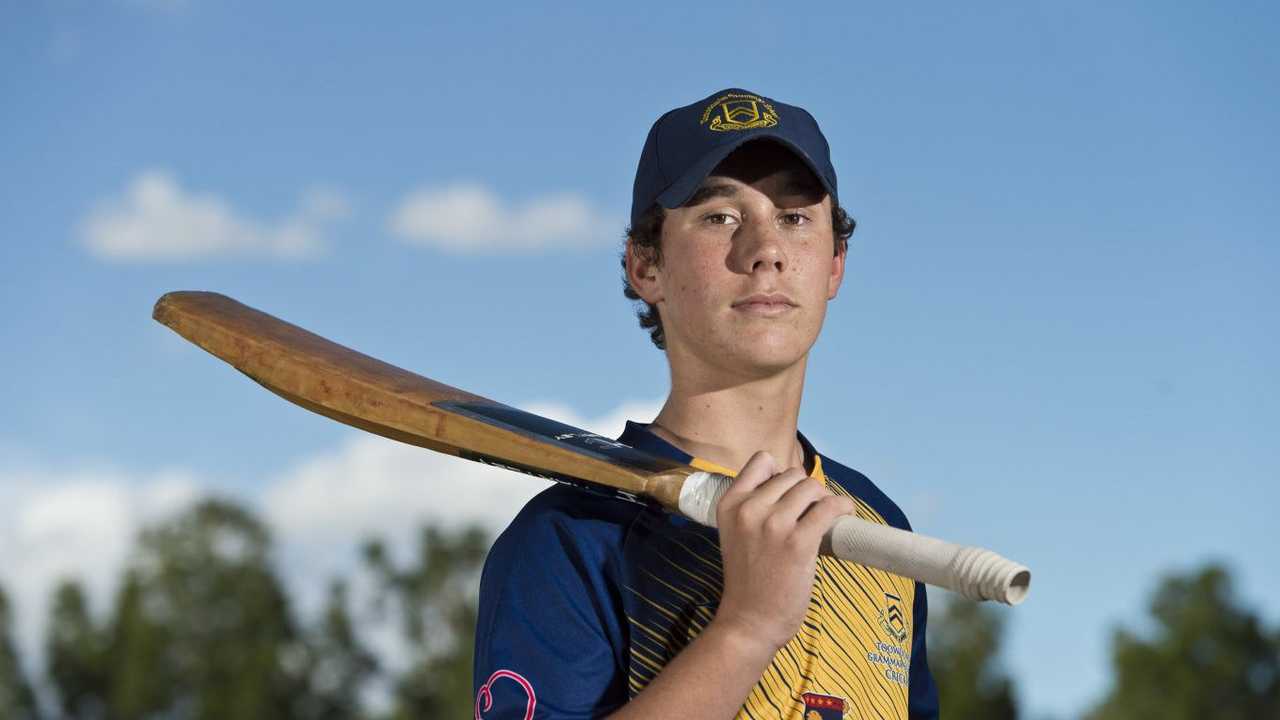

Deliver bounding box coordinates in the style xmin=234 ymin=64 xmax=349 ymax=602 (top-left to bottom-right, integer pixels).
xmin=153 ymin=291 xmax=690 ymax=509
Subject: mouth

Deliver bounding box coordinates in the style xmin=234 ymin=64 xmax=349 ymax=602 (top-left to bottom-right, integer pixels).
xmin=731 ymin=293 xmax=796 ymax=316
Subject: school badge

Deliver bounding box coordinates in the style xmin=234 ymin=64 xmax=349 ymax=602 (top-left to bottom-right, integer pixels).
xmin=802 ymin=692 xmax=845 ymax=720
xmin=699 ymin=91 xmax=780 ymax=132
xmin=877 ymin=592 xmax=909 ymax=645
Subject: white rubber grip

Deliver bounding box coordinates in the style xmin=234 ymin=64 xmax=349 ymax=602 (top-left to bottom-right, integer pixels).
xmin=677 ymin=471 xmax=1030 ymax=605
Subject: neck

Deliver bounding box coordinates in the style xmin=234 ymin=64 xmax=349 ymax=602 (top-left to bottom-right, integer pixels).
xmin=648 ymin=351 xmax=810 ymax=476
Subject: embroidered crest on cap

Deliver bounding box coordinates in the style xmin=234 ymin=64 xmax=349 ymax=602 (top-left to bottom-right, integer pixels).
xmin=699 ymin=91 xmax=779 ymax=132
xmin=802 ymin=692 xmax=846 ymax=719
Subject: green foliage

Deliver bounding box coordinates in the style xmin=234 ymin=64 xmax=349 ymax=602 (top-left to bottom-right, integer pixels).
xmin=0 ymin=587 xmax=39 ymax=720
xmin=291 ymin=580 xmax=379 ymax=720
xmin=29 ymin=497 xmax=494 ymax=718
xmin=363 ymin=524 xmax=489 ymax=720
xmin=1087 ymin=563 xmax=1280 ymax=720
xmin=39 ymin=500 xmax=312 ymax=719
xmin=45 ymin=580 xmax=108 ymax=718
xmin=928 ymin=596 xmax=1019 ymax=719
xmin=111 ymin=499 xmax=306 ymax=718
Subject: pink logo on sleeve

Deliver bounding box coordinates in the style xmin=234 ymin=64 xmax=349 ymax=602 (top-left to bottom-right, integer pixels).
xmin=475 ymin=669 xmax=537 ymax=720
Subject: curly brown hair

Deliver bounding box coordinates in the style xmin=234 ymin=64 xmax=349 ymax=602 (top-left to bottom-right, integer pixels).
xmin=619 ymin=202 xmax=855 ymax=350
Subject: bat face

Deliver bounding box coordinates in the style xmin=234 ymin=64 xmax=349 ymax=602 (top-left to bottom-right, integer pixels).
xmin=154 ymin=291 xmax=692 ymax=510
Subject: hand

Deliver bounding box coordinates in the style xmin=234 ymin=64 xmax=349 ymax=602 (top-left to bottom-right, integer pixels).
xmin=710 ymin=451 xmax=856 ymax=655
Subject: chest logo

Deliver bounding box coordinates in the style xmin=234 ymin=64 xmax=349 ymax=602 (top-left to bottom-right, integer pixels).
xmin=877 ymin=591 xmax=909 ymax=644
xmin=700 ymin=91 xmax=779 ymax=132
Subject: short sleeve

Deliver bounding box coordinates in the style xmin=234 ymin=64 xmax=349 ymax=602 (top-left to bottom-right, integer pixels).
xmin=908 ymin=581 xmax=940 ymax=719
xmin=473 ymin=488 xmax=632 ymax=719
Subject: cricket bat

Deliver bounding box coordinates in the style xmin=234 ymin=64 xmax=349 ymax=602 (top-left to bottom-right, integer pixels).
xmin=153 ymin=291 xmax=1031 ymax=605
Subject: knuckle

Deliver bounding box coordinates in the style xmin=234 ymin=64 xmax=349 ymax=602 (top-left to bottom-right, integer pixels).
xmin=764 ymin=514 xmax=791 ymax=538
xmin=824 ymin=493 xmax=849 ymax=508
xmin=789 ymin=469 xmax=814 ymax=484
xmin=734 ymin=500 xmax=761 ymax=525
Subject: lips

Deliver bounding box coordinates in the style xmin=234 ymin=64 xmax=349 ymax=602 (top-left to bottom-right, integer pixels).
xmin=732 ymin=293 xmax=796 ymax=309
xmin=731 ymin=293 xmax=797 ymax=317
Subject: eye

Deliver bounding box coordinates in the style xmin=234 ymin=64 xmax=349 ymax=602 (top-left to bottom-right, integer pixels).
xmin=704 ymin=212 xmax=738 ymax=226
xmin=780 ymin=212 xmax=810 ymax=226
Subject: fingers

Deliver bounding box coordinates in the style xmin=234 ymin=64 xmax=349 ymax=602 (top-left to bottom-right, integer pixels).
xmin=719 ymin=449 xmax=850 ymax=536
xmin=723 ymin=451 xmax=779 ymax=496
xmin=720 ymin=452 xmax=807 ymax=526
xmin=795 ymin=494 xmax=857 ymax=543
xmin=772 ymin=476 xmax=837 ymax=523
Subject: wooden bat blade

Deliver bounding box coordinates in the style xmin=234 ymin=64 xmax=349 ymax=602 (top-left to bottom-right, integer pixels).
xmin=152 ymin=291 xmax=690 ymax=508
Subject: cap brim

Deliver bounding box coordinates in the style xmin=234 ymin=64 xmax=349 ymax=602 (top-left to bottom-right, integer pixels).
xmin=654 ymin=133 xmax=837 ymax=212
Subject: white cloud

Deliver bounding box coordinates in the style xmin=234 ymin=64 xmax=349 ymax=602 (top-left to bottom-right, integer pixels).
xmin=0 ymin=459 xmax=201 ymax=673
xmin=387 ymin=183 xmax=615 ymax=253
xmin=80 ymin=170 xmax=351 ymax=263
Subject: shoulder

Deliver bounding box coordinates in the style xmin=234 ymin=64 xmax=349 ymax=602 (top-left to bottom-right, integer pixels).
xmin=819 ymin=454 xmax=914 ymax=531
xmin=484 ymin=484 xmax=649 ymax=580
xmin=477 ymin=484 xmax=647 ymax=650
xmin=495 ymin=484 xmax=648 ymax=544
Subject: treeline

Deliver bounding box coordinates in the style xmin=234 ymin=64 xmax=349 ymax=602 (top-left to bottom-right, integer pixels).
xmin=0 ymin=499 xmax=485 ymax=719
xmin=0 ymin=498 xmax=1277 ymax=719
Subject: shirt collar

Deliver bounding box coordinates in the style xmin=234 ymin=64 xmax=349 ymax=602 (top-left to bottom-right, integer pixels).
xmin=618 ymin=420 xmax=825 ymax=481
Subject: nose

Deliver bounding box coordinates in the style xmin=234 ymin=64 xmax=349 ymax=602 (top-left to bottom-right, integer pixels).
xmin=732 ymin=216 xmax=787 ymax=274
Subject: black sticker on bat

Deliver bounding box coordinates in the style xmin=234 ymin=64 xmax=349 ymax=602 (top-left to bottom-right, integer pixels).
xmin=456 ymin=450 xmax=652 ymax=507
xmin=435 ymin=400 xmax=679 ymax=474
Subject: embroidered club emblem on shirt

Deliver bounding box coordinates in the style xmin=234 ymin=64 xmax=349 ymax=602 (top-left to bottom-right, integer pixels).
xmin=802 ymin=692 xmax=846 ymax=719
xmin=878 ymin=591 xmax=909 ymax=644
xmin=700 ymin=91 xmax=780 ymax=132
xmin=475 ymin=669 xmax=536 ymax=720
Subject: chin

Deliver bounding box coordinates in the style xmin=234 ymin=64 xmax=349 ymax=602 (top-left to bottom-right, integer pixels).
xmin=729 ymin=339 xmax=811 ymax=374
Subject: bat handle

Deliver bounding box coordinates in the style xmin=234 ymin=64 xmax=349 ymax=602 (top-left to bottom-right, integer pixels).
xmin=677 ymin=471 xmax=1031 ymax=606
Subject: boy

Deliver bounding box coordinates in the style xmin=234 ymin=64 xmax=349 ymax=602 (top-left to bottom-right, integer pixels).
xmin=474 ymin=88 xmax=939 ymax=720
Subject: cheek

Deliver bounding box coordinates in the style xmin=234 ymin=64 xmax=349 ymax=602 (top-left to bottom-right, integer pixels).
xmin=660 ymin=254 xmax=726 ymax=326
xmin=669 ymin=263 xmax=716 ymax=309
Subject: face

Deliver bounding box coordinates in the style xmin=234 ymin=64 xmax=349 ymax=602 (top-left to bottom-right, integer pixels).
xmin=628 ymin=143 xmax=846 ymax=379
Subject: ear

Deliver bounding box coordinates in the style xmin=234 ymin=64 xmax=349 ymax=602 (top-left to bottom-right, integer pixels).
xmin=827 ymin=243 xmax=847 ymax=300
xmin=626 ymin=238 xmax=664 ymax=305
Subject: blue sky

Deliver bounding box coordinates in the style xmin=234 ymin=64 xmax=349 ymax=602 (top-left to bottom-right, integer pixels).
xmin=2 ymin=2 xmax=1278 ymax=717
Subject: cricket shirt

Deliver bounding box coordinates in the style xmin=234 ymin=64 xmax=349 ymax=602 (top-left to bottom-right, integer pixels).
xmin=473 ymin=421 xmax=940 ymax=719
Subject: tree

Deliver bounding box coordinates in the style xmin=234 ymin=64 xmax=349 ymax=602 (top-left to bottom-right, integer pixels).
xmin=46 ymin=580 xmax=109 ymax=718
xmin=0 ymin=585 xmax=39 ymax=720
xmin=101 ymin=498 xmax=309 ymax=719
xmin=1087 ymin=563 xmax=1280 ymax=719
xmin=928 ymin=595 xmax=1019 ymax=719
xmin=292 ymin=580 xmax=379 ymax=720
xmin=362 ymin=524 xmax=490 ymax=720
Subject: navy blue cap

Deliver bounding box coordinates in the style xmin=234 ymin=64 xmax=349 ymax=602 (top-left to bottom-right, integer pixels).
xmin=630 ymin=88 xmax=838 ymax=228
